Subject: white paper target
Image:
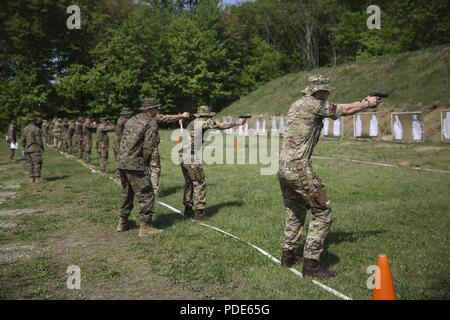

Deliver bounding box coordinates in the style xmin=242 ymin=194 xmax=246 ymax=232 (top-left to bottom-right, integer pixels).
xmin=355 ymin=115 xmax=362 ymax=137
xmin=322 ymin=118 xmax=329 ymax=136
xmin=333 ymin=118 xmax=341 ymax=137
xmin=279 ymin=116 xmax=285 ymax=134
xmin=393 ymin=115 xmax=403 ymax=140
xmin=412 ymin=115 xmax=423 ymax=141
xmin=369 ymin=113 xmax=378 ymax=137
xmin=444 ymin=112 xmax=450 ymax=139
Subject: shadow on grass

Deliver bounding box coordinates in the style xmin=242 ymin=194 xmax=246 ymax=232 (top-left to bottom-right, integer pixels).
xmin=158 ymin=185 xmax=184 ymax=198
xmin=326 ymin=229 xmax=387 ymax=246
xmin=205 ymin=200 xmax=244 ymax=218
xmin=45 ymin=175 xmax=69 ymax=182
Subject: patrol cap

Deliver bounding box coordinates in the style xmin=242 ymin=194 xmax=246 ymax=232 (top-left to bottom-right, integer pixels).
xmin=302 ymin=75 xmax=332 ymax=95
xmin=139 ymin=97 xmax=161 ymax=111
xmin=120 ymin=108 xmax=134 ymax=116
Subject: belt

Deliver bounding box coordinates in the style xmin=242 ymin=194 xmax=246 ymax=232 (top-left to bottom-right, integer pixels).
xmin=279 ymin=160 xmax=310 ymax=170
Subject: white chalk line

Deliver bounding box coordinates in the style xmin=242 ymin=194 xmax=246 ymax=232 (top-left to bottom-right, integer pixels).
xmin=52 ymin=145 xmax=352 ymax=300
xmin=157 ymin=201 xmax=352 ymax=300
xmin=312 ymin=156 xmax=450 ymax=174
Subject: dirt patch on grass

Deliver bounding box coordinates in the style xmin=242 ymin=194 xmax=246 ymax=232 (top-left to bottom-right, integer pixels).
xmin=47 ymin=219 xmax=201 ymax=300
xmin=415 ymin=146 xmax=448 ymax=152
xmin=0 ymin=244 xmax=37 ymax=264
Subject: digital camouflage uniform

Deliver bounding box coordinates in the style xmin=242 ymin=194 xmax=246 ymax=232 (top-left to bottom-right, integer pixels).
xmin=96 ymin=120 xmax=116 ymax=173
xmin=75 ymin=119 xmax=84 ymax=159
xmin=180 ymin=107 xmax=219 ymax=211
xmin=82 ymin=122 xmax=96 ymax=163
xmin=7 ymin=122 xmax=17 ymax=159
xmin=66 ymin=121 xmax=75 ymax=155
xmin=278 ymin=79 xmax=342 ymax=261
xmin=21 ymin=122 xmax=44 ymax=179
xmin=117 ymin=112 xmax=158 ymax=224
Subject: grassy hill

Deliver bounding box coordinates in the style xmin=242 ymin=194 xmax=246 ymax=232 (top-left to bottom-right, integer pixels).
xmin=220 ymin=46 xmax=450 ymax=116
xmin=218 ymin=46 xmax=450 ymax=141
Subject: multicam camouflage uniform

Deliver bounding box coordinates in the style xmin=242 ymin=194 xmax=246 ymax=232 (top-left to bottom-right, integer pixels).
xmin=21 ymin=120 xmax=44 ymax=179
xmin=61 ymin=119 xmax=69 ymax=151
xmin=66 ymin=121 xmax=75 ymax=155
xmin=96 ymin=119 xmax=115 ymax=173
xmin=41 ymin=120 xmax=49 ymax=144
xmin=278 ymin=75 xmax=342 ymax=262
xmin=179 ymin=106 xmax=219 ymax=212
xmin=52 ymin=119 xmax=62 ymax=148
xmin=82 ymin=121 xmax=96 ymax=163
xmin=117 ymin=111 xmax=158 ymax=224
xmin=75 ymin=118 xmax=84 ymax=159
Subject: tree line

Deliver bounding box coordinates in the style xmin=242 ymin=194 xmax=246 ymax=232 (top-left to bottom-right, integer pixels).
xmin=1 ymin=0 xmax=449 ymax=127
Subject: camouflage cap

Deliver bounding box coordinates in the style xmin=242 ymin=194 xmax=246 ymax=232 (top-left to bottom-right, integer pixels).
xmin=139 ymin=97 xmax=161 ymax=111
xmin=302 ymin=75 xmax=332 ymax=95
xmin=194 ymin=105 xmax=215 ymax=118
xmin=120 ymin=107 xmax=133 ymax=116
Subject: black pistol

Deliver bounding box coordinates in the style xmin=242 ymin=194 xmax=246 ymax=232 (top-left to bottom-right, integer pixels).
xmin=370 ymin=92 xmax=389 ymax=98
xmin=238 ymin=114 xmax=252 ymax=119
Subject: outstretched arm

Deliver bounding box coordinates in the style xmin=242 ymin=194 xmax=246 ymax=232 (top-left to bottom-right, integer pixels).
xmin=216 ymin=118 xmax=247 ymax=131
xmin=340 ymin=96 xmax=381 ymax=116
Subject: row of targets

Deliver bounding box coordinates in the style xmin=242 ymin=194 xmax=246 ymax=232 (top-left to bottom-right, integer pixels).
xmin=220 ymin=110 xmax=450 ymax=142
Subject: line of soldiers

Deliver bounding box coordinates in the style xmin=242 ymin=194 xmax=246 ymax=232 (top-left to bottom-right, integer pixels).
xmin=8 ymin=74 xmax=383 ymax=278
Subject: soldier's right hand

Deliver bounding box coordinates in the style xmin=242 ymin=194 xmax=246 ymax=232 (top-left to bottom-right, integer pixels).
xmin=182 ymin=112 xmax=190 ymax=119
xmin=365 ymin=96 xmax=381 ymax=108
xmin=237 ymin=118 xmax=247 ymax=126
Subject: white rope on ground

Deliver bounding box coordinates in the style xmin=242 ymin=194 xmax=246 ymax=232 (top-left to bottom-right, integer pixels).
xmin=312 ymin=156 xmax=450 ymax=174
xmin=51 ymin=145 xmax=352 ymax=300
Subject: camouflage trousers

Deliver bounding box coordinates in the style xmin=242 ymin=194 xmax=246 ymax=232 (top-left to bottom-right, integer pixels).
xmin=53 ymin=132 xmax=62 ymax=148
xmin=118 ymin=169 xmax=155 ymax=224
xmin=66 ymin=137 xmax=73 ymax=155
xmin=278 ymin=161 xmax=334 ymax=261
xmin=148 ymin=147 xmax=161 ymax=193
xmin=96 ymin=141 xmax=109 ymax=172
xmin=25 ymin=152 xmax=43 ymax=178
xmin=84 ymin=139 xmax=92 ymax=163
xmin=181 ymin=163 xmax=206 ymax=210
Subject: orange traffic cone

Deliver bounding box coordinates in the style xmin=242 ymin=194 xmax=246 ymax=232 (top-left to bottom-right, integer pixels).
xmin=372 ymin=254 xmax=396 ymax=300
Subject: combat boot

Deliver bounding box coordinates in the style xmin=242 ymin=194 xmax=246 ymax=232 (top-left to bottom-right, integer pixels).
xmin=116 ymin=217 xmax=135 ymax=232
xmin=194 ymin=209 xmax=208 ymax=221
xmin=139 ymin=222 xmax=163 ymax=237
xmin=184 ymin=206 xmax=194 ymax=218
xmin=281 ymin=249 xmax=301 ymax=267
xmin=302 ymin=258 xmax=337 ymax=277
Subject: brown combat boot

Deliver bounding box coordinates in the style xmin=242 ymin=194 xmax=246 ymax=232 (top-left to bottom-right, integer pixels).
xmin=139 ymin=222 xmax=163 ymax=237
xmin=302 ymin=258 xmax=337 ymax=277
xmin=194 ymin=209 xmax=208 ymax=221
xmin=281 ymin=249 xmax=301 ymax=267
xmin=184 ymin=206 xmax=194 ymax=218
xmin=116 ymin=217 xmax=136 ymax=232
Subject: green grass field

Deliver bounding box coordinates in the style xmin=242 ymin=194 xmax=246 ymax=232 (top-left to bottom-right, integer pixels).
xmin=0 ymin=131 xmax=449 ymax=300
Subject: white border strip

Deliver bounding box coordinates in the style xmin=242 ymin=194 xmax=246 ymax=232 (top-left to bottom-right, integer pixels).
xmin=312 ymin=156 xmax=450 ymax=174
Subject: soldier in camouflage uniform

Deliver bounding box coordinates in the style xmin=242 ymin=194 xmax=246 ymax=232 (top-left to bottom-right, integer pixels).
xmin=61 ymin=118 xmax=69 ymax=152
xmin=82 ymin=117 xmax=96 ymax=164
xmin=278 ymin=75 xmax=381 ymax=277
xmin=21 ymin=115 xmax=44 ymax=183
xmin=96 ymin=118 xmax=116 ymax=173
xmin=6 ymin=120 xmax=17 ymax=160
xmin=41 ymin=120 xmax=49 ymax=145
xmin=48 ymin=119 xmax=55 ymax=146
xmin=52 ymin=118 xmax=62 ymax=148
xmin=75 ymin=117 xmax=84 ymax=159
xmin=179 ymin=105 xmax=246 ymax=220
xmin=66 ymin=120 xmax=76 ymax=155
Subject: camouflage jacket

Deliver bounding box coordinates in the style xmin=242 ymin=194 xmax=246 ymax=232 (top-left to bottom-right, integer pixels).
xmin=180 ymin=117 xmax=219 ymax=158
xmin=97 ymin=123 xmax=116 ymax=144
xmin=67 ymin=124 xmax=75 ymax=139
xmin=75 ymin=123 xmax=83 ymax=138
xmin=21 ymin=123 xmax=44 ymax=153
xmin=82 ymin=124 xmax=97 ymax=141
xmin=279 ymin=95 xmax=342 ymax=164
xmin=117 ymin=113 xmax=157 ymax=171
xmin=113 ymin=116 xmax=129 ymax=152
xmin=7 ymin=124 xmax=17 ymax=143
